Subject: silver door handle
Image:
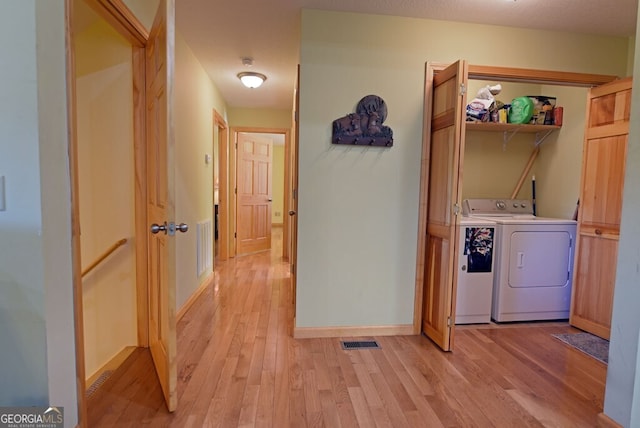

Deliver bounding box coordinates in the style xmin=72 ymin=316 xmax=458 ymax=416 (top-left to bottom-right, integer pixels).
xmin=288 ymin=210 xmax=296 ymax=216
xmin=150 ymin=222 xmax=167 ymax=234
xmin=177 ymin=223 xmax=189 ymax=233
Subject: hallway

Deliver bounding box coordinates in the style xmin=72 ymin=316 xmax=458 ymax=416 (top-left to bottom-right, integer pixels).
xmin=87 ymin=228 xmax=606 ymax=427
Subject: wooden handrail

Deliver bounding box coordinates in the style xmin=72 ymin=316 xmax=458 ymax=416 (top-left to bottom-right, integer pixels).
xmin=82 ymin=238 xmax=128 ymax=278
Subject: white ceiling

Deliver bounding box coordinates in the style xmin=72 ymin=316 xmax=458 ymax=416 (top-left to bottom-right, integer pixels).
xmin=176 ymin=0 xmax=638 ymax=111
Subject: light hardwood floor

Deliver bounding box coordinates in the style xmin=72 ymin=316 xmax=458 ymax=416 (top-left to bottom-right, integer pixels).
xmin=87 ymin=228 xmax=606 ymax=427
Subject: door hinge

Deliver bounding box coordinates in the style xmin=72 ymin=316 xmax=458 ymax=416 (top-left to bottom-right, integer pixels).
xmin=459 ymin=83 xmax=466 ymax=96
xmin=234 ymin=232 xmax=237 ymax=238
xmin=291 ymin=263 xmax=295 ymax=275
xmin=293 ymin=188 xmax=297 ymax=199
xmin=295 ymin=110 xmax=299 ymax=123
xmin=447 ymin=317 xmax=452 ymax=327
xmin=453 ymin=203 xmax=461 ymax=216
xmin=235 ymin=187 xmax=237 ymax=194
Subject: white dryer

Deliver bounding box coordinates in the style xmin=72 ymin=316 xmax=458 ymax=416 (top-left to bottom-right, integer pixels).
xmin=456 ymin=217 xmax=497 ymax=324
xmin=463 ymin=199 xmax=576 ymax=322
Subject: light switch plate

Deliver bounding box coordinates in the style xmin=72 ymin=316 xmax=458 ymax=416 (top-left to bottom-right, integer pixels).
xmin=0 ymin=176 xmax=5 ymax=211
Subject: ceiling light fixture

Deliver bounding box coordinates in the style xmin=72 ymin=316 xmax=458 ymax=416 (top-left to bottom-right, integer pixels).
xmin=238 ymin=71 xmax=267 ymax=89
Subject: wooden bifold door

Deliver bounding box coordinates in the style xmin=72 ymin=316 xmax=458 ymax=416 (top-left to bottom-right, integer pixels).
xmin=570 ymin=77 xmax=632 ymax=340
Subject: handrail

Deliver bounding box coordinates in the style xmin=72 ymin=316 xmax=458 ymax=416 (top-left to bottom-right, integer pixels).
xmin=82 ymin=238 xmax=128 ymax=278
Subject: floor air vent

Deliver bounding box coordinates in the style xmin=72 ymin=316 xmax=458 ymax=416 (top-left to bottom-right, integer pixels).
xmin=86 ymin=370 xmax=113 ymax=397
xmin=341 ymin=340 xmax=381 ymax=350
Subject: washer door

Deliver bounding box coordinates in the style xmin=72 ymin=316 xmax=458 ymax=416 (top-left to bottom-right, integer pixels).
xmin=508 ymin=231 xmax=572 ymax=288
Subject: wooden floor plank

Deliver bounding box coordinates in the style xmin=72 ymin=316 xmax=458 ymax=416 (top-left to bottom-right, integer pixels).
xmin=87 ymin=227 xmax=607 ymax=427
xmin=347 ymin=386 xmax=376 ymax=427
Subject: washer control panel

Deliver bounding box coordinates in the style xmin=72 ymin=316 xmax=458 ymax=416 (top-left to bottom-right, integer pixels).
xmin=463 ymin=199 xmax=533 ymax=216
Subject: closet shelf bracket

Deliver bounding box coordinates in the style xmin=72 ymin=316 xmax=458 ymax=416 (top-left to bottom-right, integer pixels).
xmin=500 ymin=127 xmax=557 ymax=150
xmin=534 ymin=129 xmax=556 ymax=147
xmin=502 ymin=129 xmax=520 ymax=151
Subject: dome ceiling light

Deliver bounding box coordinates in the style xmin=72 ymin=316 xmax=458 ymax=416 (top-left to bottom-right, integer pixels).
xmin=238 ymin=71 xmax=267 ymax=88
xmin=238 ymin=57 xmax=267 ymax=88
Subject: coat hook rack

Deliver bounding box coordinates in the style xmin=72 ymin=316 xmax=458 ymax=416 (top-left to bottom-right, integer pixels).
xmin=332 ymin=95 xmax=394 ymax=147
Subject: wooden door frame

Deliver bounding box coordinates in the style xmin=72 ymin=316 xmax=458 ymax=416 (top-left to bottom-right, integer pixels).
xmin=213 ymin=110 xmax=229 ymax=261
xmin=283 ymin=128 xmax=291 ymax=260
xmin=414 ymin=64 xmax=618 ymax=335
xmin=231 ymin=127 xmax=290 ymax=257
xmin=289 ymin=66 xmax=300 ymax=330
xmin=66 ymin=0 xmax=149 ymax=425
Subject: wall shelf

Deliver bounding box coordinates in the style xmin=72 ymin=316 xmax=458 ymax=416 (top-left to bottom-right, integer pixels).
xmin=465 ymin=122 xmax=561 ymax=133
xmin=466 ymin=122 xmax=561 ymax=147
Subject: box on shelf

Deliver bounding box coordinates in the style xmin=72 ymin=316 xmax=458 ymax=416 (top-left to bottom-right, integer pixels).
xmin=527 ymin=96 xmax=556 ymax=125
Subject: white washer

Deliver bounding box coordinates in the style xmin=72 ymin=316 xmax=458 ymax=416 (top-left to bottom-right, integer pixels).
xmin=456 ymin=218 xmax=496 ymax=324
xmin=463 ymin=199 xmax=576 ymax=322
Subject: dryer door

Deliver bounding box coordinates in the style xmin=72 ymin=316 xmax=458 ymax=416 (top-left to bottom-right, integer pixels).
xmin=508 ymin=231 xmax=572 ymax=288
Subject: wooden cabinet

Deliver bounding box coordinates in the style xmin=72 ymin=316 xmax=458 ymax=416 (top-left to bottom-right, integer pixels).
xmin=570 ymin=77 xmax=632 ymax=340
xmin=416 ymin=61 xmax=617 ymax=351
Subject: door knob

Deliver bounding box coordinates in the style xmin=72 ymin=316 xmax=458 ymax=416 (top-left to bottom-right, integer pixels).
xmin=288 ymin=210 xmax=296 ymax=216
xmin=268 ymin=198 xmax=273 ymax=202
xmin=177 ymin=223 xmax=189 ymax=233
xmin=150 ymin=222 xmax=167 ymax=234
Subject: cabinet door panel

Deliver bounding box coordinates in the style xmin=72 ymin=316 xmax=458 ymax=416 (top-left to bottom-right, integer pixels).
xmin=588 ymin=85 xmax=631 ymax=126
xmin=580 ymin=135 xmax=627 ymax=228
xmin=571 ymin=235 xmax=618 ymax=339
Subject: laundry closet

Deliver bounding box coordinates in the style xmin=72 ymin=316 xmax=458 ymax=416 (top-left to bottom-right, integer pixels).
xmin=417 ymin=61 xmax=630 ymax=351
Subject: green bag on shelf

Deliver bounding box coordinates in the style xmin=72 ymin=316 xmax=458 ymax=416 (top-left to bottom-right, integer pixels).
xmin=508 ymin=96 xmax=534 ymax=124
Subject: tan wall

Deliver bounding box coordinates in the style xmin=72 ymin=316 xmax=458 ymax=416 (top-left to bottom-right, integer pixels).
xmin=627 ymin=36 xmax=636 ymax=77
xmin=174 ymin=31 xmax=228 ymax=308
xmin=228 ymin=108 xmax=292 ymax=129
xmin=535 ymin=85 xmax=589 ymax=219
xmin=122 ymin=0 xmax=160 ymax=30
xmin=75 ymin=18 xmax=138 ymax=380
xmin=463 ymin=81 xmax=543 ymax=201
xmin=296 ymin=9 xmax=631 ymax=329
xmin=272 ymin=145 xmax=285 ymax=224
xmin=463 ymin=80 xmax=589 ymax=219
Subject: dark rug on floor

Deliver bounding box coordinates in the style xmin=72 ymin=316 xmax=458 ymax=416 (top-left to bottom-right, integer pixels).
xmin=552 ymin=332 xmax=609 ymax=364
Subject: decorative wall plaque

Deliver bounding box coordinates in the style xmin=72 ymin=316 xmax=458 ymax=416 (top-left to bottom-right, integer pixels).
xmin=332 ymin=95 xmax=393 ymax=147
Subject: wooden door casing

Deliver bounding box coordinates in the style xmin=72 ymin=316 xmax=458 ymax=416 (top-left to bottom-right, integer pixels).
xmin=421 ymin=61 xmax=468 ymax=351
xmin=213 ymin=110 xmax=229 ymax=261
xmin=237 ymin=132 xmax=273 ymax=255
xmin=570 ymin=77 xmax=632 ymax=340
xmin=146 ymin=0 xmax=177 ymax=411
xmin=68 ymin=0 xmax=157 ymax=424
xmin=290 ymin=66 xmax=300 ymax=318
xmin=415 ymin=62 xmax=619 ymax=346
